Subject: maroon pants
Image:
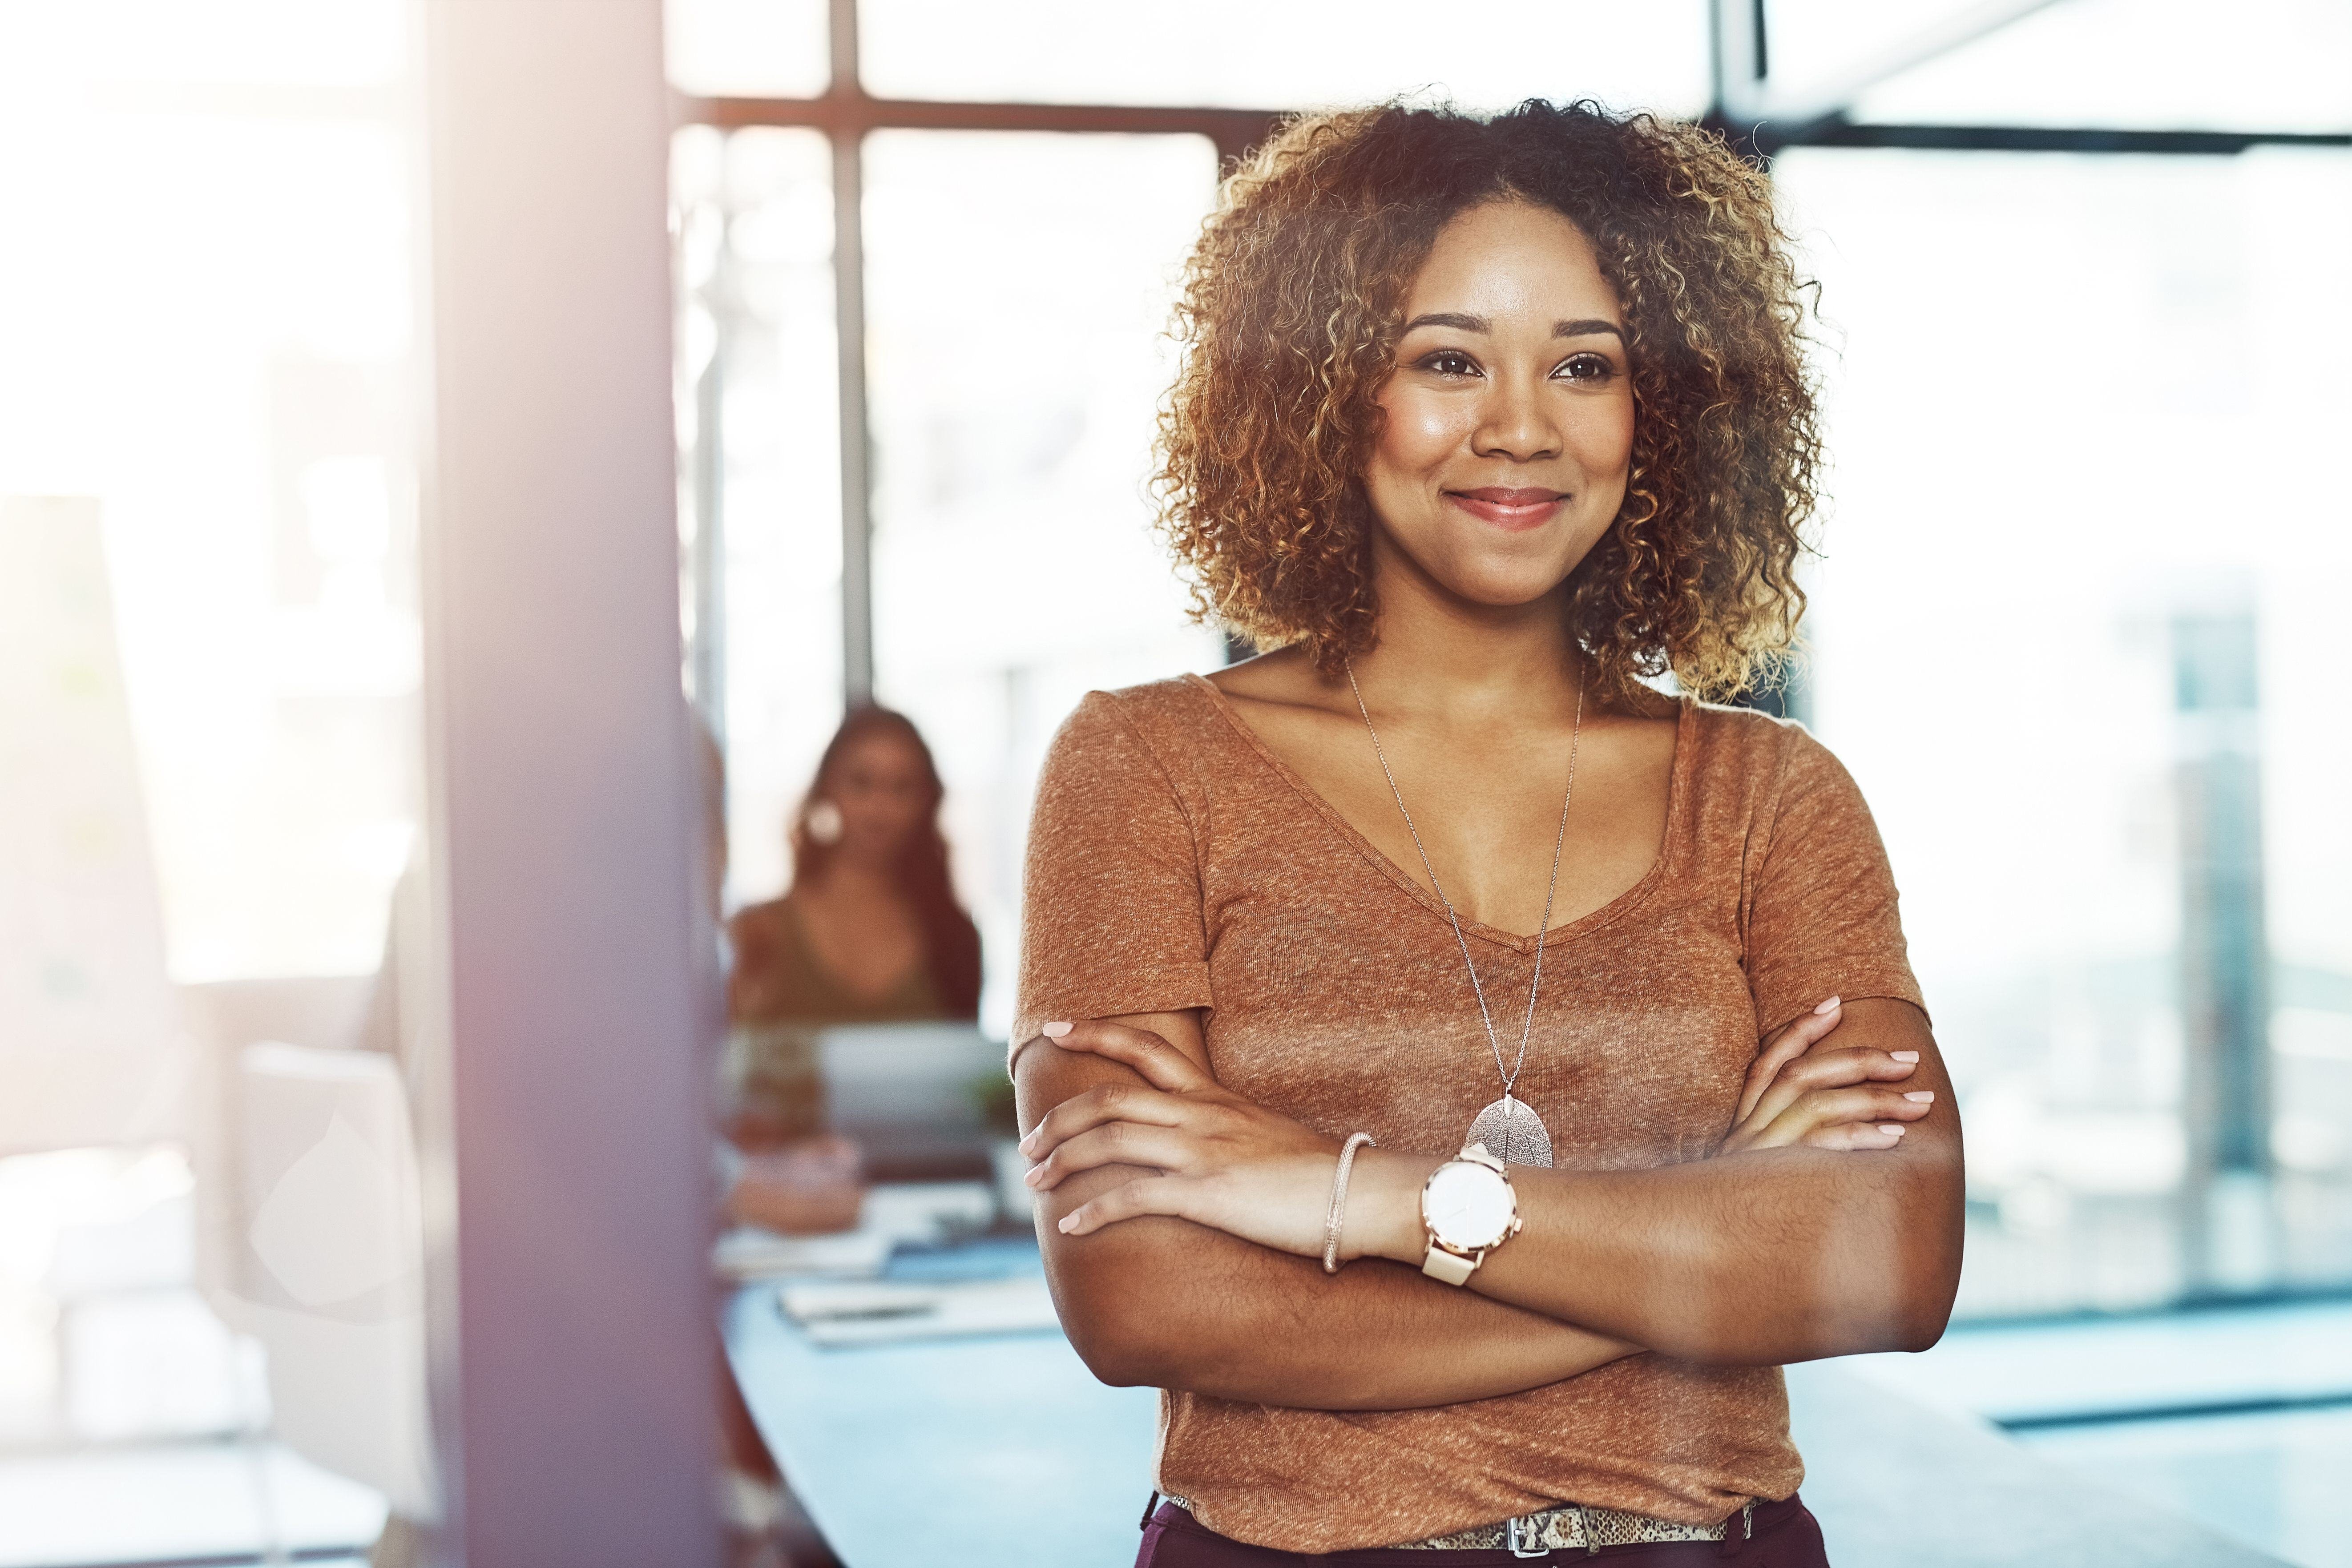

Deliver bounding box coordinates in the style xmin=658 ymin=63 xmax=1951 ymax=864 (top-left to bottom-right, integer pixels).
xmin=1137 ymin=1495 xmax=1831 ymax=1567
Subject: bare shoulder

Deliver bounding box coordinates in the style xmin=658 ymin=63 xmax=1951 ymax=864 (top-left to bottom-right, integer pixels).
xmin=1600 ymin=679 xmax=1679 ymax=727
xmin=1203 ymin=645 xmax=1343 ymax=711
xmin=1204 ymin=644 xmax=1355 ymax=729
xmin=1201 ymin=648 xmax=1371 ymax=774
xmin=729 ymin=894 xmax=794 ymax=940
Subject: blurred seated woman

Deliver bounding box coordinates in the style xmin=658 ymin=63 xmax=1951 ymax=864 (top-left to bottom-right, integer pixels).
xmin=725 ymin=706 xmax=983 ymax=1153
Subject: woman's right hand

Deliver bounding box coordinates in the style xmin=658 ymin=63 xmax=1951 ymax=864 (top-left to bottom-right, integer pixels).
xmin=1719 ymin=996 xmax=1936 ymax=1153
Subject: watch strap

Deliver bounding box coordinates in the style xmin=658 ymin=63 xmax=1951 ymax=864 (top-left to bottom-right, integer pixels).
xmin=1420 ymin=1242 xmax=1480 ymax=1286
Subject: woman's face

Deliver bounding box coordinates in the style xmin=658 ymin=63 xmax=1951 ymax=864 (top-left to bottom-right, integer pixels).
xmin=1364 ymin=200 xmax=1634 ymax=610
xmin=823 ymin=730 xmax=933 ymax=865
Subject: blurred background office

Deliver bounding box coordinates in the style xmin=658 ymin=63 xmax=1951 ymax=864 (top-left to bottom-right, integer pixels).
xmin=0 ymin=0 xmax=2348 ymax=1565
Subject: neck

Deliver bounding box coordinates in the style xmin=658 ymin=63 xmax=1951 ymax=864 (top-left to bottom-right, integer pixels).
xmin=811 ymin=852 xmax=898 ymax=899
xmin=1345 ymin=535 xmax=1586 ymax=723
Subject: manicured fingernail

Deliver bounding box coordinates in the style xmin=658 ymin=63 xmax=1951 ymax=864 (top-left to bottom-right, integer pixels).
xmin=1904 ymin=1091 xmax=1935 ymax=1103
xmin=1057 ymin=1213 xmax=1078 ymax=1233
xmin=1813 ymin=996 xmax=1842 ymax=1015
xmin=1890 ymin=1051 xmax=1920 ymax=1063
xmin=1042 ymin=1021 xmax=1073 ymax=1038
xmin=1879 ymin=1125 xmax=1906 ymax=1136
xmin=1024 ymin=1164 xmax=1046 ymax=1187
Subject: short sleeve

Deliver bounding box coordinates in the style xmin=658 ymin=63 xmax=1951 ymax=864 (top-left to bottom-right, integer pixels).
xmin=1744 ymin=726 xmax=1928 ymax=1037
xmin=1013 ymin=691 xmax=1215 ymax=1049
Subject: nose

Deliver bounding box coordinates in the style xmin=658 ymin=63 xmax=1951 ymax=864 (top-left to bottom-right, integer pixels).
xmin=1470 ymin=370 xmax=1563 ymax=463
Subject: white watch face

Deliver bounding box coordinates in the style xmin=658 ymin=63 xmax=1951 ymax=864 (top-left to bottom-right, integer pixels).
xmin=1424 ymin=1160 xmax=1514 ymax=1251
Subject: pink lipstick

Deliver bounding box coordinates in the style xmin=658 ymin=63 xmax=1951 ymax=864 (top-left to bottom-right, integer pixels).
xmin=1445 ymin=487 xmax=1567 ymax=531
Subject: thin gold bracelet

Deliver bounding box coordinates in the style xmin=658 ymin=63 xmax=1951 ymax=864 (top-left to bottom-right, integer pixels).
xmin=1322 ymin=1132 xmax=1378 ymax=1274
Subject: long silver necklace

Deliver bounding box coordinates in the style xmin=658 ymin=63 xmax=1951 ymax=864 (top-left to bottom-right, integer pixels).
xmin=1344 ymin=658 xmax=1584 ymax=1168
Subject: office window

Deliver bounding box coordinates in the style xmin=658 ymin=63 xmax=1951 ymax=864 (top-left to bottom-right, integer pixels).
xmin=0 ymin=3 xmax=417 ymax=984
xmin=1840 ymin=0 xmax=2352 ymax=133
xmin=664 ymin=0 xmax=831 ymax=99
xmin=858 ymin=129 xmax=1225 ymax=1029
xmin=858 ymin=0 xmax=1712 ymax=114
xmin=673 ymin=125 xmax=846 ymax=908
xmin=1779 ymin=145 xmax=2352 ymax=1312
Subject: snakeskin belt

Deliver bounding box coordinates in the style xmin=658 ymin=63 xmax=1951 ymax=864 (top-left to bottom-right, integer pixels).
xmin=1166 ymin=1496 xmax=1753 ymax=1555
xmin=1399 ymin=1499 xmax=1754 ymax=1553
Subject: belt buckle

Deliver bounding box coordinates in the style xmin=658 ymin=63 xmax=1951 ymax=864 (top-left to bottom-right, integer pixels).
xmin=1505 ymin=1515 xmax=1551 ymax=1559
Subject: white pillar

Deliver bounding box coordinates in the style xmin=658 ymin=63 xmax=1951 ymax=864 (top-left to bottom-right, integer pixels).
xmin=414 ymin=0 xmax=721 ymax=1560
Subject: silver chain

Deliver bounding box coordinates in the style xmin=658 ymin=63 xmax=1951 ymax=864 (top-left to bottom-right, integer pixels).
xmin=1344 ymin=658 xmax=1584 ymax=1099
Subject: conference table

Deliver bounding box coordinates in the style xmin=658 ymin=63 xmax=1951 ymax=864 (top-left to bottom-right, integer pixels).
xmin=724 ymin=1221 xmax=2282 ymax=1568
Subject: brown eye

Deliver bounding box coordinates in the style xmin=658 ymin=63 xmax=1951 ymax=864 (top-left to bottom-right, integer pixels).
xmin=1556 ymin=353 xmax=1614 ymax=383
xmin=1418 ymin=350 xmax=1480 ymax=378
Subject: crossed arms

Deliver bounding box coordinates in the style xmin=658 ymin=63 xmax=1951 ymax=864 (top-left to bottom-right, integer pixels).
xmin=1012 ymin=996 xmax=1963 ymax=1411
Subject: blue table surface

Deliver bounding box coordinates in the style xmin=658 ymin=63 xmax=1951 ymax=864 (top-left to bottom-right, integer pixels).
xmin=724 ymin=1237 xmax=2284 ymax=1568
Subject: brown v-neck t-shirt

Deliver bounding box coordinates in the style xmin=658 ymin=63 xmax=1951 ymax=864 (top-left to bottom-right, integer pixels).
xmin=1015 ymin=674 xmax=1925 ymax=1554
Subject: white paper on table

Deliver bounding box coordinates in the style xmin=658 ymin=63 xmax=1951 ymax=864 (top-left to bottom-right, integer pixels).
xmin=713 ymin=1226 xmax=894 ymax=1282
xmin=778 ymin=1274 xmax=1061 ymax=1346
xmin=711 ymin=1179 xmax=1001 ymax=1282
xmin=859 ymin=1181 xmax=999 ymax=1246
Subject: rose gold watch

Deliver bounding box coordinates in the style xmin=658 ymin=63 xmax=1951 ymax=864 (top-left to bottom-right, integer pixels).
xmin=1419 ymin=1141 xmax=1521 ymax=1286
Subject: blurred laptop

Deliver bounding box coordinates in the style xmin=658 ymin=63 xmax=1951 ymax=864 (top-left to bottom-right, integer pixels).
xmin=817 ymin=1022 xmax=1004 ymax=1181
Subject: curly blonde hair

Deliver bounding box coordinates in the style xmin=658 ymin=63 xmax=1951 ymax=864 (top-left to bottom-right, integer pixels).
xmin=1153 ymin=100 xmax=1820 ymax=704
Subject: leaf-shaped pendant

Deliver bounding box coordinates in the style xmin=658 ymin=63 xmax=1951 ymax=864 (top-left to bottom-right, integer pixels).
xmin=1465 ymin=1095 xmax=1553 ymax=1168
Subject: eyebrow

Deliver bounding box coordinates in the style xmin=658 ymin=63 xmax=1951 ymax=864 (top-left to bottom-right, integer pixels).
xmin=1400 ymin=311 xmax=1625 ymax=343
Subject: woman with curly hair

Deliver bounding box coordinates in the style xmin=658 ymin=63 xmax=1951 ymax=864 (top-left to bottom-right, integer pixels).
xmin=1011 ymin=101 xmax=1961 ymax=1564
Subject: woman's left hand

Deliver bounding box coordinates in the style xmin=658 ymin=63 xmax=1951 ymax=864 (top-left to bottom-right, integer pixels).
xmin=1721 ymin=996 xmax=1933 ymax=1154
xmin=1019 ymin=1019 xmax=1340 ymax=1257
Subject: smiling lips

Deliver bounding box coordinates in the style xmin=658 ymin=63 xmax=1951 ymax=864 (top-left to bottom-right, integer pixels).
xmin=1445 ymin=486 xmax=1568 ymax=530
